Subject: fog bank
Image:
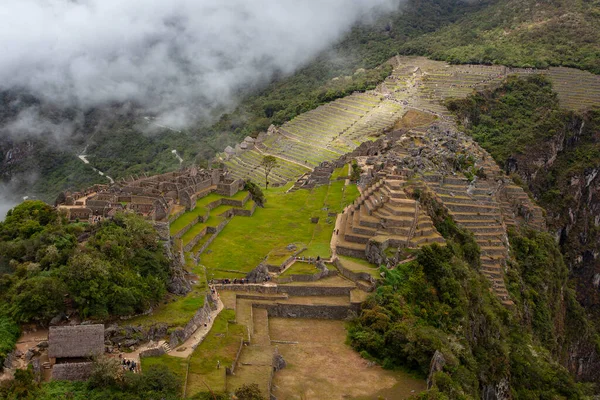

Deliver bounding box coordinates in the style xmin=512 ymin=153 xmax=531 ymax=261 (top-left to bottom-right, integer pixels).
xmin=0 ymin=0 xmax=399 ymax=129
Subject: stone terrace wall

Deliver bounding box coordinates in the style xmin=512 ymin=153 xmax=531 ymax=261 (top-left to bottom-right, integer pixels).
xmin=254 ymin=303 xmax=355 ymax=319
xmin=212 ymin=284 xmax=352 ymax=297
xmin=277 ymin=285 xmax=352 ymax=297
xmin=334 ymin=259 xmax=376 ymax=285
xmin=169 ymin=295 xmax=215 ymax=347
xmin=276 ymin=269 xmax=336 ymax=284
xmin=139 ymin=347 xmax=166 ymax=358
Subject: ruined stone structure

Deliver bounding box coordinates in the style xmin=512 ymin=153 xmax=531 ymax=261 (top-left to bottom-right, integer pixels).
xmin=336 ymin=168 xmax=445 ymax=263
xmin=57 ymin=167 xmax=243 ymax=223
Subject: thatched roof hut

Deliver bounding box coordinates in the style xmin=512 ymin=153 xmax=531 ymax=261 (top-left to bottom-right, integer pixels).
xmin=51 ymin=362 xmax=95 ymax=381
xmin=48 ymin=324 xmax=104 ymax=359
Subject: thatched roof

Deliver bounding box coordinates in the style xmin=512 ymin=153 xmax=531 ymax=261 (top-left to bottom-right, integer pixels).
xmin=48 ymin=324 xmax=104 ymax=359
xmin=51 ymin=362 xmax=94 ymax=381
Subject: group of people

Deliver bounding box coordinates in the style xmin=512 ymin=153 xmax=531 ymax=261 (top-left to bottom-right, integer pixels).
xmin=119 ymin=354 xmax=138 ymax=373
xmin=219 ymin=278 xmax=249 ymax=285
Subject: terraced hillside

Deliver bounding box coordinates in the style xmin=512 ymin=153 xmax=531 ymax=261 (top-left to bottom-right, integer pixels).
xmin=222 ymin=56 xmax=600 ymax=187
xmin=168 ymin=190 xmax=256 ymax=255
xmin=348 ymin=118 xmax=546 ymax=305
xmin=335 ymin=170 xmax=445 ymax=260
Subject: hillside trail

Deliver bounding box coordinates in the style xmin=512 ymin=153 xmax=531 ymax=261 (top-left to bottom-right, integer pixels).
xmin=78 ymin=144 xmax=115 ymax=184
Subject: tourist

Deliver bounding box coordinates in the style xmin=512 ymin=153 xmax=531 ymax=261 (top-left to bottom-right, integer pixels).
xmin=217 ymin=360 xmax=221 ymax=369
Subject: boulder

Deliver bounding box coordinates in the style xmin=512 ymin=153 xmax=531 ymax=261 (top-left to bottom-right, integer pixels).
xmin=246 ymin=263 xmax=270 ymax=283
xmin=426 ymin=350 xmax=446 ymax=389
xmin=273 ymin=348 xmax=287 ymax=372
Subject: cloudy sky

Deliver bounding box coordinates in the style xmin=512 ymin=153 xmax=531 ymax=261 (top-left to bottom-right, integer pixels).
xmin=0 ymin=0 xmax=399 ymax=127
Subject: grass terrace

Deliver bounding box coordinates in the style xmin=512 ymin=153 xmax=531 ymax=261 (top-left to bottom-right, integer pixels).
xmin=338 ymin=255 xmax=380 ymax=278
xmin=279 ymin=261 xmax=320 ymax=277
xmin=169 ymin=193 xmax=229 ymax=236
xmin=202 ymin=179 xmax=360 ymax=280
xmin=186 ymin=309 xmax=246 ymax=396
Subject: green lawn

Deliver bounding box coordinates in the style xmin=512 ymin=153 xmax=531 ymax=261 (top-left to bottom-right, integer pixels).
xmin=331 ymin=164 xmax=349 ymax=180
xmin=280 ymin=262 xmax=319 ymax=277
xmin=338 ymin=255 xmax=380 ymax=278
xmin=181 ymin=215 xmax=225 ymax=246
xmin=169 ymin=206 xmax=208 ymax=236
xmin=141 ymin=354 xmax=188 ymax=381
xmin=201 ymin=181 xmax=360 ymax=279
xmin=186 ymin=309 xmax=246 ymax=396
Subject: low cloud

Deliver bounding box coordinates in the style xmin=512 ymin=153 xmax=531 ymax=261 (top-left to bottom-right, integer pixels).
xmin=0 ymin=0 xmax=400 ymax=130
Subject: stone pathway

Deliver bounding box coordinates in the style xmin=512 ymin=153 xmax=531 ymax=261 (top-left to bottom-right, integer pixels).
xmin=168 ymin=298 xmax=225 ymax=358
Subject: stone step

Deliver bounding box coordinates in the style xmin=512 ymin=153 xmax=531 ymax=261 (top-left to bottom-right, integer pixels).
xmin=452 ymin=212 xmax=501 ymax=221
xmin=443 ymin=202 xmax=500 ymax=213
xmin=480 ymin=246 xmax=507 ymax=257
xmin=382 ymin=203 xmax=415 ymax=217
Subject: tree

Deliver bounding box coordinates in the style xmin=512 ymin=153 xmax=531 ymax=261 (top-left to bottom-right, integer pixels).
xmin=244 ymin=181 xmax=266 ymax=207
xmin=260 ymin=156 xmax=278 ymax=190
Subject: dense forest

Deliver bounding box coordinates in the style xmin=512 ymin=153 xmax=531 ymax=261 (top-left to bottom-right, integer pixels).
xmin=0 ymin=201 xmax=174 ymax=370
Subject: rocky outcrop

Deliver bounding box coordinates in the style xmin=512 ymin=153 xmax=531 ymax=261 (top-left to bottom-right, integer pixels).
xmin=246 ymin=263 xmax=270 ymax=283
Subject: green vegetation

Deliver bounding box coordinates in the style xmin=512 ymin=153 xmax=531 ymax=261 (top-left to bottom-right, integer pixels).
xmin=400 ymin=0 xmax=600 ymax=73
xmin=447 ymin=75 xmax=574 ymax=164
xmin=0 ymin=313 xmax=19 ymax=370
xmin=279 ymin=262 xmax=319 ymax=277
xmin=448 ymin=75 xmax=600 ymax=324
xmin=0 ymin=201 xmax=172 ymax=326
xmin=202 ymin=180 xmax=359 ymax=280
xmin=348 ymin=213 xmax=594 ymax=398
xmin=1 ymin=362 xmax=182 ymax=400
xmin=187 ymin=309 xmax=246 ymax=396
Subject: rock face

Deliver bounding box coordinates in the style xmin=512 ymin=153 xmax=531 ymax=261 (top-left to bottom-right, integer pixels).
xmin=246 ymin=263 xmax=270 ymax=283
xmin=163 ymin=242 xmax=192 ymax=296
xmin=273 ymin=348 xmax=286 ymax=372
xmin=426 ymin=350 xmax=446 ymax=389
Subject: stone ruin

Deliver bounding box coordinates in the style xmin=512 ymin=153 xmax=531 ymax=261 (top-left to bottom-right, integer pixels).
xmin=57 ymin=167 xmax=244 ymax=223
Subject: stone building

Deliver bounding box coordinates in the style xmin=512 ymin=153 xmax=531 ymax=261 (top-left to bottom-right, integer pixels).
xmin=57 ymin=167 xmax=243 ymax=223
xmin=48 ymin=324 xmax=105 ymax=381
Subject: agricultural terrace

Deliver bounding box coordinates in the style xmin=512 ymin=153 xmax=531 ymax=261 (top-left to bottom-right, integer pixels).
xmin=200 ymin=177 xmax=360 ymax=280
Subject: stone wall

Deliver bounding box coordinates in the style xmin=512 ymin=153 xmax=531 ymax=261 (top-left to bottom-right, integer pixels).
xmin=139 ymin=347 xmax=166 ymax=358
xmin=336 ymin=245 xmax=367 ymax=260
xmin=183 ymin=226 xmax=208 ymax=252
xmin=168 ymin=207 xmax=187 ymax=224
xmin=254 ymin=303 xmax=354 ymax=319
xmin=278 ymin=285 xmax=352 ymax=297
xmin=211 ymin=284 xmax=352 ymax=297
xmin=334 ymin=259 xmax=376 ymax=288
xmin=233 ymin=201 xmax=257 ymax=217
xmin=226 ymin=338 xmax=244 ymax=376
xmin=173 ymin=216 xmax=202 ymax=240
xmin=169 ymin=295 xmax=215 ymax=347
xmin=276 ymin=269 xmax=336 ymax=284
